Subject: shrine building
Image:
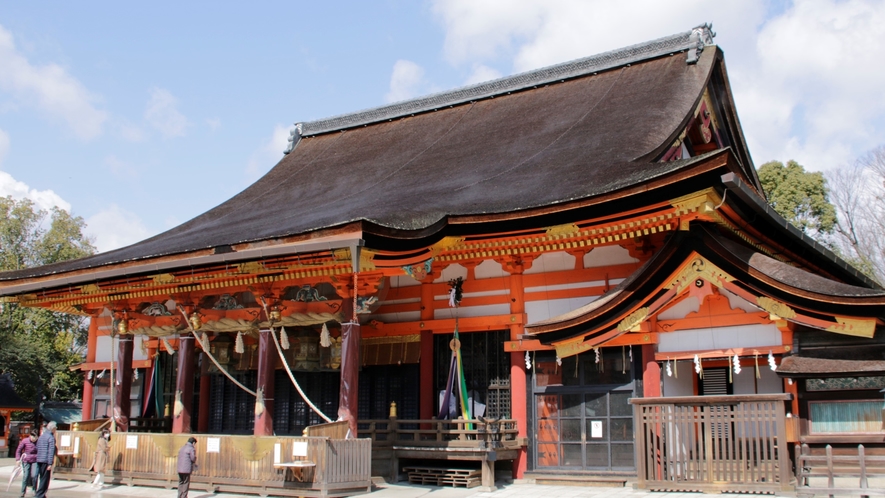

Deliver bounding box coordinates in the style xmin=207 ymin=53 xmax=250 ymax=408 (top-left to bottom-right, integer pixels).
xmin=2 ymin=25 xmax=885 ymax=493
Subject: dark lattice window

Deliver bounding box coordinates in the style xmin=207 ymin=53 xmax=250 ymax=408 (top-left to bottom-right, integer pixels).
xmin=357 ymin=365 xmax=420 ymax=420
xmin=272 ymin=370 xmax=340 ymax=435
xmin=434 ymin=330 xmax=510 ymax=418
xmin=208 ymin=371 xmax=256 ymax=434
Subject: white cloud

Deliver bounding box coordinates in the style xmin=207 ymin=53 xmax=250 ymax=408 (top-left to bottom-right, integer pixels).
xmin=0 ymin=128 xmax=8 ymax=165
xmin=0 ymin=171 xmax=71 ymax=214
xmin=84 ymin=204 xmax=153 ymax=252
xmin=385 ymin=60 xmax=427 ymax=103
xmin=246 ymin=124 xmax=290 ymax=180
xmin=464 ymin=64 xmax=503 ymax=85
xmin=0 ymin=24 xmax=107 ymax=140
xmin=144 ymin=87 xmax=190 ymax=138
xmin=431 ymin=0 xmax=885 ymax=170
xmin=738 ymin=0 xmax=885 ymax=170
xmin=206 ymin=117 xmax=222 ymax=131
xmin=115 ymin=120 xmax=146 ymax=142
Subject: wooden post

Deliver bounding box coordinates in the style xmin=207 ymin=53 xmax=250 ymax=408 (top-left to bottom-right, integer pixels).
xmin=508 ymin=262 xmax=528 ymax=479
xmin=114 ymin=335 xmax=134 ymax=431
xmin=172 ymin=335 xmax=195 ymax=433
xmin=253 ymin=328 xmax=275 ymax=436
xmin=642 ymin=344 xmax=661 ymax=397
xmin=198 ymin=349 xmax=211 ymax=433
xmin=82 ymin=317 xmax=98 ymax=421
xmin=419 ymin=282 xmax=434 ymax=421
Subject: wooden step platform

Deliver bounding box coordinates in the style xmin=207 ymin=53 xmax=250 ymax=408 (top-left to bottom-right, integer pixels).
xmin=403 ymin=466 xmax=481 ymax=488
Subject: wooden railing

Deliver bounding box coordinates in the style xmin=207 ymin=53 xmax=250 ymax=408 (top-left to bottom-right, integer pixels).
xmin=358 ymin=417 xmax=520 ymax=448
xmin=128 ymin=416 xmax=172 ymax=433
xmin=52 ymin=431 xmax=371 ymax=497
xmin=72 ymin=419 xmax=111 ymax=432
xmin=631 ymin=394 xmax=792 ymax=494
xmin=796 ymin=443 xmax=885 ymax=497
xmin=358 ymin=418 xmax=522 ymax=489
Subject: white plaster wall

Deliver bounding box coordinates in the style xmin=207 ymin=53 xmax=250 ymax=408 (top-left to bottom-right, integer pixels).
xmin=757 ymin=366 xmax=783 ymax=394
xmin=524 ymin=251 xmax=576 ymax=274
xmin=662 ymin=362 xmax=695 ymax=396
xmin=95 ymin=335 xmax=148 ymax=362
xmin=657 ymin=296 xmax=701 ymax=320
xmin=475 ymin=259 xmax=507 ymax=279
xmin=435 ymin=303 xmax=510 ymax=320
xmin=733 ymin=368 xmax=756 ymax=394
xmin=390 ymin=275 xmax=421 ymax=288
xmin=526 ymin=296 xmax=597 ymax=324
xmin=584 ymin=245 xmax=639 ymax=268
xmin=435 ymin=264 xmax=467 ymax=283
xmin=720 ymin=287 xmax=761 ymax=313
xmin=657 ymin=324 xmax=782 ymax=353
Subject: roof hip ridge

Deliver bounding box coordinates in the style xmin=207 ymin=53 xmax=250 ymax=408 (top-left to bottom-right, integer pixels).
xmin=285 ymin=23 xmax=715 ymax=148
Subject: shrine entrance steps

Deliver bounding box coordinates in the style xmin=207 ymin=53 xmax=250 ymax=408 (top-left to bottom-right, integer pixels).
xmin=403 ymin=466 xmax=482 ymax=488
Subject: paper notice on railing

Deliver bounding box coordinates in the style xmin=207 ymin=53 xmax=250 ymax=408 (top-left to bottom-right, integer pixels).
xmin=206 ymin=437 xmax=220 ymax=453
xmin=590 ymin=420 xmax=603 ymax=439
xmin=293 ymin=441 xmax=308 ymax=457
xmin=74 ymin=437 xmax=79 ymax=453
xmin=60 ymin=435 xmax=71 ymax=447
xmin=126 ymin=435 xmax=138 ymax=449
xmin=274 ymin=443 xmax=281 ymax=464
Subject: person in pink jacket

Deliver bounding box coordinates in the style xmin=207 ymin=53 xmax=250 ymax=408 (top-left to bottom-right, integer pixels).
xmin=15 ymin=429 xmax=38 ymax=498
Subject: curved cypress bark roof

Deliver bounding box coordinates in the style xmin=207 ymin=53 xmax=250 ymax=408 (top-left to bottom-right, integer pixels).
xmin=527 ymin=225 xmax=885 ymax=347
xmin=0 ymin=27 xmax=724 ymax=285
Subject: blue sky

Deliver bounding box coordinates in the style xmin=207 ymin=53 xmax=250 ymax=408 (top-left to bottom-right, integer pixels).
xmin=2 ymin=1 xmax=885 ymax=252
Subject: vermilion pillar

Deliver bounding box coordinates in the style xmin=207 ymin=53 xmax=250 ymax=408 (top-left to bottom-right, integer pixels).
xmin=82 ymin=317 xmax=98 ymax=421
xmin=642 ymin=344 xmax=661 ymax=397
xmin=114 ymin=335 xmax=134 ymax=431
xmin=172 ymin=335 xmax=195 ymax=433
xmin=254 ymin=329 xmax=276 ymax=436
xmin=508 ymin=267 xmax=528 ymax=479
xmin=198 ymin=349 xmax=211 ymax=433
xmin=419 ymin=282 xmax=435 ymax=420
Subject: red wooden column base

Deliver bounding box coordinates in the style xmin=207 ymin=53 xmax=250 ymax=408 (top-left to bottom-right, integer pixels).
xmin=172 ymin=335 xmax=195 ymax=434
xmin=254 ymin=329 xmax=276 ymax=436
xmin=642 ymin=344 xmax=661 ymax=397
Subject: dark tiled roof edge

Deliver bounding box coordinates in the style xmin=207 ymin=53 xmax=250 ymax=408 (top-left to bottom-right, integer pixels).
xmin=296 ymin=24 xmax=715 ymax=138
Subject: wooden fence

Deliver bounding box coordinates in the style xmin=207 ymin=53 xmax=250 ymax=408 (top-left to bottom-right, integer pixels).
xmin=358 ymin=418 xmax=523 ymax=489
xmin=796 ymin=443 xmax=885 ymax=497
xmin=631 ymin=394 xmax=792 ymax=494
xmin=52 ymin=431 xmax=371 ymax=497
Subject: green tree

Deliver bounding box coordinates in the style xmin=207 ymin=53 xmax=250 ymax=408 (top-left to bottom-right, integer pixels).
xmin=757 ymin=160 xmax=837 ymax=237
xmin=0 ymin=196 xmax=95 ymax=407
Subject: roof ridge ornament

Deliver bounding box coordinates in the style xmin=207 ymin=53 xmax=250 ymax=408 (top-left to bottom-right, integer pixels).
xmin=283 ymin=123 xmax=303 ymax=155
xmin=687 ymin=23 xmax=715 ymax=64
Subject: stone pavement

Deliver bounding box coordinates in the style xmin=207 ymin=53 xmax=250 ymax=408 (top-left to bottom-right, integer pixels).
xmin=0 ymin=458 xmax=800 ymax=498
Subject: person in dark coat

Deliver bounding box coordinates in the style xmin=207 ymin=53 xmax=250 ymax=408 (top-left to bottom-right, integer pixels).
xmin=176 ymin=437 xmax=197 ymax=498
xmin=34 ymin=421 xmax=56 ymax=498
xmin=15 ymin=429 xmax=38 ymax=497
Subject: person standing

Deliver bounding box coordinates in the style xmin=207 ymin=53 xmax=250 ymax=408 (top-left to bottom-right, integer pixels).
xmin=90 ymin=429 xmax=110 ymax=489
xmin=15 ymin=429 xmax=38 ymax=497
xmin=176 ymin=437 xmax=197 ymax=498
xmin=34 ymin=421 xmax=57 ymax=498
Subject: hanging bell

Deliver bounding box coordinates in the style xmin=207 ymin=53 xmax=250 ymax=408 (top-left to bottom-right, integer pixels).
xmin=116 ymin=319 xmax=128 ymax=335
xmin=270 ymin=306 xmax=282 ymax=322
xmin=189 ymin=312 xmax=202 ymax=330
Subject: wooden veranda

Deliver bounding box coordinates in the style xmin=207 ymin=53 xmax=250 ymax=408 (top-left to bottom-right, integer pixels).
xmin=52 ymin=430 xmax=372 ymax=497
xmin=358 ymin=417 xmax=523 ymax=490
xmin=630 ymin=394 xmax=793 ymax=494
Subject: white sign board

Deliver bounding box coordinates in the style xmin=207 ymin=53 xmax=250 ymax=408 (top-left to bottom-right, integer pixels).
xmin=590 ymin=420 xmax=603 ymax=439
xmin=292 ymin=441 xmax=308 ymax=457
xmin=74 ymin=437 xmax=80 ymax=453
xmin=206 ymin=437 xmax=221 ymax=453
xmin=126 ymin=435 xmax=138 ymax=449
xmin=60 ymin=435 xmax=71 ymax=447
xmin=274 ymin=443 xmax=281 ymax=464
